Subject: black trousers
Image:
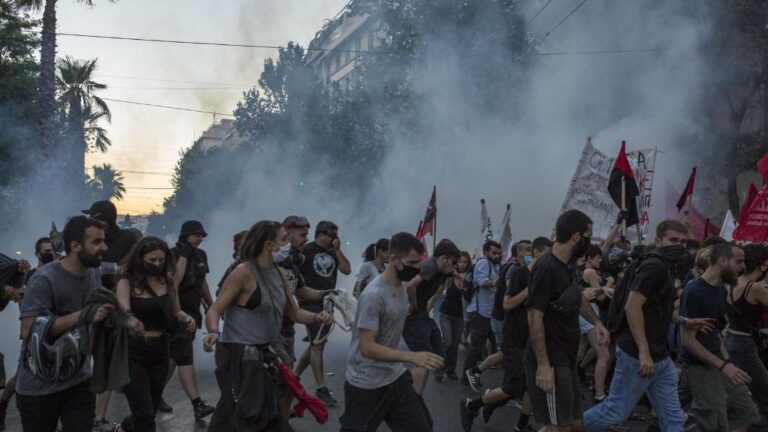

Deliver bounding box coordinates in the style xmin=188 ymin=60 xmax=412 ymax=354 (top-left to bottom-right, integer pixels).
xmin=340 ymin=371 xmax=433 ymax=432
xmin=17 ymin=379 xmax=96 ymax=432
xmin=463 ymin=313 xmax=492 ymax=372
xmin=121 ymin=335 xmax=170 ymax=432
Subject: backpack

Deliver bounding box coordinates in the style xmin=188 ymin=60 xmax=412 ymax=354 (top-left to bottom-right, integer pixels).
xmin=492 ymin=262 xmax=518 ymax=320
xmin=606 ymin=253 xmax=668 ymax=337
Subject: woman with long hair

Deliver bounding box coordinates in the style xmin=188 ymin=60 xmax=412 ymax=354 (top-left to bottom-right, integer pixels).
xmin=439 ymin=251 xmax=471 ymax=380
xmin=115 ymin=236 xmax=196 ymax=432
xmin=577 ymin=244 xmax=611 ymax=403
xmin=203 ymin=220 xmax=332 ymax=431
xmin=353 ymin=238 xmax=388 ymax=298
xmin=726 ymin=244 xmax=768 ymax=426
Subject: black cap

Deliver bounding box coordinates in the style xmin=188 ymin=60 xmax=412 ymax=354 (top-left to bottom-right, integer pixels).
xmin=179 ymin=220 xmax=207 ymax=240
xmin=315 ymin=220 xmax=338 ymax=236
xmin=82 ymin=200 xmax=117 ymax=224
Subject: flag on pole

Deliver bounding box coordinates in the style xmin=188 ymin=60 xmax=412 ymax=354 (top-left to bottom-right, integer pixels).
xmin=415 ymin=221 xmax=429 ymax=261
xmin=499 ymin=204 xmax=513 ymax=262
xmin=676 ymin=167 xmax=696 ymax=213
xmin=758 ymin=153 xmax=768 ymax=184
xmin=720 ymin=210 xmax=736 ymax=241
xmin=738 ymin=182 xmax=759 ymax=226
xmin=474 ymin=199 xmax=494 ymax=260
xmin=422 ymin=186 xmax=437 ymax=237
xmin=704 ymin=218 xmax=711 ymax=240
xmin=608 ymin=140 xmax=640 ymax=226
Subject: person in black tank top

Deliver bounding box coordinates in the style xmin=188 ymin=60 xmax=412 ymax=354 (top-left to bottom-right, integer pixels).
xmin=114 ymin=237 xmax=196 ymax=432
xmin=725 ymin=244 xmax=768 ymax=427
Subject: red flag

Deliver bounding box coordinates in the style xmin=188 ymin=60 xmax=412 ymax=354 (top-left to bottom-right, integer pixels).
xmin=704 ymin=218 xmax=711 ymax=240
xmin=422 ymin=186 xmax=436 ymax=236
xmin=733 ymin=185 xmax=768 ymax=243
xmin=738 ymin=182 xmax=759 ymax=226
xmin=758 ymin=154 xmax=768 ymax=185
xmin=676 ymin=167 xmax=696 ymax=213
xmin=415 ymin=221 xmax=429 ymax=260
xmin=608 ymin=140 xmax=640 ymax=226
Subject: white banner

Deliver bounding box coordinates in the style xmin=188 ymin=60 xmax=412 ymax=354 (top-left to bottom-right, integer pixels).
xmin=720 ymin=210 xmax=736 ymax=241
xmin=560 ymin=138 xmax=657 ymax=242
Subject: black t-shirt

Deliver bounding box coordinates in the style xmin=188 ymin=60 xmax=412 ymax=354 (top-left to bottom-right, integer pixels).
xmin=492 ymin=263 xmax=517 ymax=321
xmin=102 ymin=225 xmax=139 ymax=290
xmin=525 ymin=252 xmax=579 ymax=367
xmin=414 ymin=258 xmax=445 ymax=311
xmin=440 ymin=276 xmax=463 ymax=318
xmin=503 ymin=265 xmax=530 ymax=349
xmin=171 ymin=244 xmax=209 ymax=326
xmin=615 ymin=257 xmax=676 ymax=362
xmin=680 ymin=278 xmax=728 ymax=366
xmin=25 ymin=267 xmax=38 ymax=285
xmin=278 ymin=248 xmax=307 ymax=335
xmin=299 ymin=241 xmax=339 ymax=311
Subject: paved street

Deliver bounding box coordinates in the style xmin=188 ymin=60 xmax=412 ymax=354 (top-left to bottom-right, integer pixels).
xmin=4 ymin=325 xmax=655 ymax=431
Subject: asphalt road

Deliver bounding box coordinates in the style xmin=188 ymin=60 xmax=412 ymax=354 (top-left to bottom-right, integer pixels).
xmin=4 ymin=324 xmax=656 ymax=431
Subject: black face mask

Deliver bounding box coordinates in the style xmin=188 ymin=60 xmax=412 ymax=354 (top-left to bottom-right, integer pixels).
xmin=144 ymin=262 xmax=165 ymax=277
xmin=656 ymin=244 xmax=690 ymax=279
xmin=396 ymin=264 xmax=420 ymax=282
xmin=39 ymin=252 xmax=55 ymax=264
xmin=572 ymin=235 xmax=591 ymax=259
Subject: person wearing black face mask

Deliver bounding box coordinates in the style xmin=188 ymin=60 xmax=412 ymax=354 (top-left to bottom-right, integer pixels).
xmin=341 ymin=232 xmax=443 ymax=432
xmin=584 ymin=219 xmax=716 ymax=432
xmin=114 ymin=236 xmax=195 ymax=432
xmin=24 ymin=237 xmax=57 ymax=285
xmin=525 ymin=210 xmax=608 ymax=431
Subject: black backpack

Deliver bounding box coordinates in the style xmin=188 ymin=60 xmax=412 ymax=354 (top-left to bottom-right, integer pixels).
xmin=606 ymin=253 xmax=668 ymax=337
xmin=492 ymin=262 xmax=517 ymax=320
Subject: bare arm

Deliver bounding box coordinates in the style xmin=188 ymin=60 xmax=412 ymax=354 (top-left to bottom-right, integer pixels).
xmin=48 ymin=311 xmax=83 ymax=339
xmin=116 ymin=279 xmax=131 ymax=313
xmin=625 ymin=292 xmax=649 ymax=352
xmin=528 ymin=309 xmax=550 ymax=367
xmin=359 ymin=328 xmax=416 ymax=363
xmin=601 ymin=224 xmax=620 ymax=252
xmin=427 ymin=279 xmax=449 ymax=312
xmin=295 ymin=286 xmax=325 ymax=302
xmin=579 ymin=293 xmax=600 ymax=325
xmin=174 ymin=256 xmax=187 ymax=292
xmin=335 ymin=248 xmax=352 ymax=275
xmin=205 ymin=265 xmax=245 ymax=332
xmin=681 ymin=326 xmax=726 ymax=368
xmin=503 ymin=288 xmax=528 ymax=311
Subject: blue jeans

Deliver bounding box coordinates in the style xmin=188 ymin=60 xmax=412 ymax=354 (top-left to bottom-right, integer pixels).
xmin=583 ymin=347 xmax=683 ymax=432
xmin=490 ymin=318 xmax=503 ymax=351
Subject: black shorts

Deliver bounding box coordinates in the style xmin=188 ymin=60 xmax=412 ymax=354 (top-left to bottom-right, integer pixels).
xmin=525 ymin=362 xmax=581 ymax=426
xmin=402 ymin=312 xmax=444 ymax=356
xmin=340 ymin=371 xmax=432 ymax=432
xmin=168 ymin=328 xmax=195 ymax=366
xmin=500 ymin=345 xmax=526 ymax=398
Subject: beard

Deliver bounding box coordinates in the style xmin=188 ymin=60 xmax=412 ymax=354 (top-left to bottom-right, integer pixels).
xmin=721 ymin=268 xmax=738 ymax=287
xmin=78 ymin=250 xmax=103 ymax=268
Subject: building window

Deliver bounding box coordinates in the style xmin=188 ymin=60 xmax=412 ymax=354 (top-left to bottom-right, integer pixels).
xmin=368 ymin=30 xmax=375 ymax=49
xmin=335 ymin=54 xmax=341 ymax=72
xmin=324 ymin=59 xmax=331 ymax=82
xmin=355 ymin=37 xmax=361 ymax=58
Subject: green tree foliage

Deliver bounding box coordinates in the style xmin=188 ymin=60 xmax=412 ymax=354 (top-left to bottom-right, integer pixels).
xmin=86 ymin=163 xmax=126 ymax=201
xmin=0 ymin=0 xmax=39 ymax=232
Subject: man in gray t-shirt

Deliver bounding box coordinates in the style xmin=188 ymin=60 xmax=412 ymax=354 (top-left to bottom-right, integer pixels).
xmin=16 ymin=216 xmax=112 ymax=432
xmin=340 ymin=233 xmax=444 ymax=432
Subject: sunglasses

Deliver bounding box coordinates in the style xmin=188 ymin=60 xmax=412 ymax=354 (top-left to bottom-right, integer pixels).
xmin=284 ymin=217 xmax=310 ymax=230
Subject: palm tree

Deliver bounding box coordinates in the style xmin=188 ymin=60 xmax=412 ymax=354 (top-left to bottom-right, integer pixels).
xmin=86 ymin=163 xmax=126 ymax=201
xmin=57 ymin=56 xmax=111 ymax=188
xmin=16 ymin=0 xmax=114 ymax=161
xmin=83 ymin=106 xmax=112 ymax=153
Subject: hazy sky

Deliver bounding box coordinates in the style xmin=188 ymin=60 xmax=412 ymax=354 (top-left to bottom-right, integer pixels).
xmin=52 ymin=0 xmax=348 ymax=214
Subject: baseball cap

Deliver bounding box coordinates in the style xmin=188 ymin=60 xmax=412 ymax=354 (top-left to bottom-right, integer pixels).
xmin=81 ymin=200 xmax=117 ymax=224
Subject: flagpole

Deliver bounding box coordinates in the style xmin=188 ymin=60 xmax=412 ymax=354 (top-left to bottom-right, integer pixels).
xmin=432 ymin=185 xmax=437 ymax=251
xmin=621 ymin=176 xmax=628 ymax=240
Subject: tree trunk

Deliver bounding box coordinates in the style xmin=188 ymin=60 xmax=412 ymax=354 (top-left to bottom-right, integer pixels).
xmin=67 ymin=96 xmax=86 ymax=197
xmin=38 ymin=0 xmax=57 ymax=160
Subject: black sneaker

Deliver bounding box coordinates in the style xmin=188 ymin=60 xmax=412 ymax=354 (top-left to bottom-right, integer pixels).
xmin=460 ymin=399 xmax=477 ymax=432
xmin=315 ymin=387 xmax=338 ymax=407
xmin=465 ymin=369 xmax=483 ymax=393
xmin=434 ymin=369 xmax=444 ymax=381
xmin=446 ymin=370 xmax=459 ymax=380
xmin=193 ymin=400 xmax=215 ymax=420
xmin=157 ymin=398 xmax=173 ymax=413
xmin=0 ymin=399 xmax=7 ymax=431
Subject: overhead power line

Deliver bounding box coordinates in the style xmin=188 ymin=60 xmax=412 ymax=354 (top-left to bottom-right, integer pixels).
xmin=56 ymin=32 xmax=386 ymax=54
xmin=124 ymin=186 xmax=174 ymax=190
xmin=95 ymin=74 xmax=250 ymax=87
xmin=527 ymin=0 xmax=554 ymax=25
xmin=101 ymin=97 xmax=234 ymax=117
xmin=120 ymin=170 xmax=173 ymax=176
xmin=542 ymin=0 xmax=588 ymax=42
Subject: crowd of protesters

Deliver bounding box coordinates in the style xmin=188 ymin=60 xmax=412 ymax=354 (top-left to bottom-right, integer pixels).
xmin=2 ymin=201 xmax=768 ymax=432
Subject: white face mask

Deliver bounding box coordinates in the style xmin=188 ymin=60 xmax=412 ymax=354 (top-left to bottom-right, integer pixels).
xmin=272 ymin=242 xmax=292 ymax=262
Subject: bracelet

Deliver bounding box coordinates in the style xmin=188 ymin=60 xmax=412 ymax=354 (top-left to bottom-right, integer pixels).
xmin=207 ymin=329 xmax=221 ymax=335
xmin=719 ymin=359 xmax=732 ymax=371
xmin=125 ymin=309 xmax=133 ymax=318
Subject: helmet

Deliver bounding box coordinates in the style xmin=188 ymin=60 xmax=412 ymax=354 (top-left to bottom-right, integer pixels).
xmin=24 ymin=315 xmax=87 ymax=383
